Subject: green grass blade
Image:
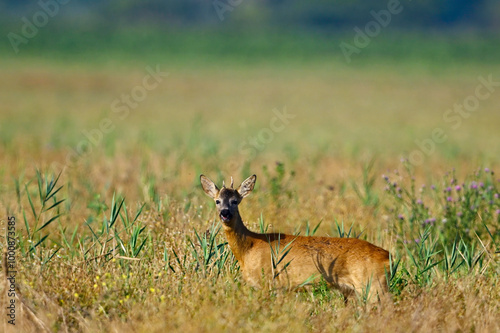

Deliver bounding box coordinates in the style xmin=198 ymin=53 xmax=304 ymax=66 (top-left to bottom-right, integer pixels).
xmin=36 ymin=214 xmax=62 ymax=232
xmin=45 ymin=184 xmax=64 ymax=204
xmin=23 ymin=209 xmax=31 ymax=239
xmin=44 ymin=198 xmax=66 ymax=212
xmin=133 ymin=237 xmax=148 ymax=257
xmin=30 ymin=234 xmax=49 ymax=252
xmin=42 ymin=248 xmax=61 ymax=265
xmin=25 ymin=184 xmax=37 ymax=220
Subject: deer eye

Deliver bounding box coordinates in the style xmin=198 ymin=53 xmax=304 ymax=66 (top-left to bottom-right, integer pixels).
xmin=231 ymin=200 xmax=238 ymax=206
xmin=215 ymin=200 xmax=221 ymax=205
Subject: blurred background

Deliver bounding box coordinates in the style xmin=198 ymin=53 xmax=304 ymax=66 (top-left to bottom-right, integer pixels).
xmin=2 ymin=0 xmax=500 ymax=31
xmin=1 ymin=0 xmax=500 ymax=182
xmin=1 ymin=0 xmax=500 ymax=63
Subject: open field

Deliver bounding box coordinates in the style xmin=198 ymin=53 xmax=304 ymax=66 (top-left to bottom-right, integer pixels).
xmin=0 ymin=32 xmax=500 ymax=332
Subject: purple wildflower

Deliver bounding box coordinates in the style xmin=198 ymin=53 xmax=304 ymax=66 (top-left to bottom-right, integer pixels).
xmin=424 ymin=218 xmax=436 ymax=224
xmin=494 ymin=193 xmax=499 ymax=199
xmin=457 ymin=212 xmax=463 ymax=217
xmin=470 ymin=182 xmax=478 ymax=189
xmin=445 ymin=187 xmax=452 ymax=192
xmin=424 ymin=218 xmax=436 ymax=225
xmin=431 ymin=185 xmax=436 ymax=190
xmin=446 ymin=196 xmax=453 ymax=202
xmin=417 ymin=199 xmax=423 ymax=205
xmin=398 ymin=214 xmax=405 ymax=220
xmin=496 ymin=209 xmax=500 ymax=215
xmin=485 ymin=168 xmax=490 ymax=173
xmin=455 ymin=185 xmax=461 ymax=192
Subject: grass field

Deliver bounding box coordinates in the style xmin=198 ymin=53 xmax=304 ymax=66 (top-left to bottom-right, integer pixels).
xmin=1 ymin=31 xmax=500 ymax=332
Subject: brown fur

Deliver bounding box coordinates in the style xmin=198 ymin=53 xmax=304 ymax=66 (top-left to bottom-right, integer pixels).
xmin=200 ymin=174 xmax=390 ymax=301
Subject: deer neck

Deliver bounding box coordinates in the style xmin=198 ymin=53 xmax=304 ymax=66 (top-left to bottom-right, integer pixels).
xmin=222 ymin=211 xmax=254 ymax=266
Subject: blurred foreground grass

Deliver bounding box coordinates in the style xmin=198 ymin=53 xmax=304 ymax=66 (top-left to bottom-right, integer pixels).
xmin=0 ymin=31 xmax=499 ymax=332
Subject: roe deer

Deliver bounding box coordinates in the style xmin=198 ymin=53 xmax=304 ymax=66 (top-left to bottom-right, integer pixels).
xmin=200 ymin=174 xmax=390 ymax=301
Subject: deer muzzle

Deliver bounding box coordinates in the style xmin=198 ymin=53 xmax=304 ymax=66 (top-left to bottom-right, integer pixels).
xmin=220 ymin=209 xmax=232 ymax=222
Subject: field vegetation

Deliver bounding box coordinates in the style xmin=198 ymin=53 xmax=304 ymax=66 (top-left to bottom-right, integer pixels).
xmin=0 ymin=31 xmax=499 ymax=332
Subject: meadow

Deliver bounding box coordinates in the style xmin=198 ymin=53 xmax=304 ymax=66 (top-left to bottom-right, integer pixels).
xmin=0 ymin=30 xmax=499 ymax=332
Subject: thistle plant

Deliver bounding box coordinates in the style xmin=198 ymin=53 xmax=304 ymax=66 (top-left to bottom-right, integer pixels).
xmin=383 ymin=164 xmax=499 ymax=243
xmin=383 ymin=162 xmax=499 ymax=289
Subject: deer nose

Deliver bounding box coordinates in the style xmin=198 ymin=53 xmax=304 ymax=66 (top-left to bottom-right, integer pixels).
xmin=220 ymin=209 xmax=232 ymax=221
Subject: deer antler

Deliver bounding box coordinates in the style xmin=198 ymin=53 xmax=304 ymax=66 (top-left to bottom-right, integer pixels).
xmin=230 ymin=176 xmax=234 ymax=189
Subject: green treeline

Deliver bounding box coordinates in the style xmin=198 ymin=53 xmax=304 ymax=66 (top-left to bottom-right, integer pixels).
xmin=1 ymin=0 xmax=498 ymax=30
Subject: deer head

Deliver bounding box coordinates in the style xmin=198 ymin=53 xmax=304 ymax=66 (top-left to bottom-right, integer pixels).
xmin=200 ymin=174 xmax=256 ymax=227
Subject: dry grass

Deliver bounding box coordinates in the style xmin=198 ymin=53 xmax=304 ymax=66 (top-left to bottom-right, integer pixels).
xmin=0 ymin=58 xmax=499 ymax=332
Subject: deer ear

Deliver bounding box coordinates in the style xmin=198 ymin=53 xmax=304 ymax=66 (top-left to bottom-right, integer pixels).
xmin=200 ymin=175 xmax=219 ymax=199
xmin=237 ymin=175 xmax=256 ymax=198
